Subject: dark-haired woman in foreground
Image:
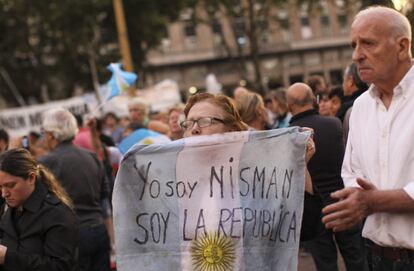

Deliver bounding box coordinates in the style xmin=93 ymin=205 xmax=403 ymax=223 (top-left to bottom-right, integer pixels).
xmin=0 ymin=148 xmax=77 ymax=271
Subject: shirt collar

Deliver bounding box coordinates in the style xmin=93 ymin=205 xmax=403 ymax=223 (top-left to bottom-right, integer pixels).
xmin=368 ymin=61 xmax=414 ymax=99
xmin=397 ymin=62 xmax=414 ymax=98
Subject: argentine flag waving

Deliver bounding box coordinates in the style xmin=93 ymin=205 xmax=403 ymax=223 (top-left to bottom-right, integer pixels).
xmin=107 ymin=63 xmax=138 ymax=99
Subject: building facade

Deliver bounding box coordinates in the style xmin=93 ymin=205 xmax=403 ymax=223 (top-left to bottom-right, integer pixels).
xmin=145 ymin=0 xmax=358 ymax=95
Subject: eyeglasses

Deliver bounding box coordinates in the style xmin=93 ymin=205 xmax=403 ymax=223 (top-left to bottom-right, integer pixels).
xmin=180 ymin=117 xmax=225 ymax=131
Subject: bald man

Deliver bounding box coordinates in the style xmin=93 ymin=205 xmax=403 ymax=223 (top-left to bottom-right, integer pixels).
xmin=321 ymin=6 xmax=414 ymax=269
xmin=287 ymin=83 xmax=367 ymax=271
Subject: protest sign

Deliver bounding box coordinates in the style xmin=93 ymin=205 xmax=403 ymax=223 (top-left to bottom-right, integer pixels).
xmin=113 ymin=127 xmax=309 ymax=271
xmin=0 ymin=79 xmax=181 ymax=137
xmin=0 ymin=96 xmax=92 ymax=137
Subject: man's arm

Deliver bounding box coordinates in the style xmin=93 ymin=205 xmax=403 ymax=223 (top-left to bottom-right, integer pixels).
xmin=322 ymin=178 xmax=414 ymax=232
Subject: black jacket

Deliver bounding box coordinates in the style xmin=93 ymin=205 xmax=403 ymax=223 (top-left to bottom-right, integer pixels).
xmin=290 ymin=110 xmax=345 ymax=240
xmin=336 ymin=88 xmax=366 ymax=122
xmin=290 ymin=109 xmax=345 ymax=200
xmin=0 ymin=182 xmax=78 ymax=271
xmin=38 ymin=141 xmax=109 ymax=227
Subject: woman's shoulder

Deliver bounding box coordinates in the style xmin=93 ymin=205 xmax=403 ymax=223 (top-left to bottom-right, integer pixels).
xmin=41 ymin=193 xmax=76 ymax=224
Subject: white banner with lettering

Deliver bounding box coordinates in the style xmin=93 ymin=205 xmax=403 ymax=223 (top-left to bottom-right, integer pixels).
xmin=113 ymin=128 xmax=309 ymax=271
xmin=0 ymin=96 xmax=92 ymax=137
xmin=0 ymin=79 xmax=181 ymax=137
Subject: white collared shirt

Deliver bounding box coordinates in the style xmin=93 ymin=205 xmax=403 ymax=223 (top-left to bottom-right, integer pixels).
xmin=342 ymin=64 xmax=414 ymax=249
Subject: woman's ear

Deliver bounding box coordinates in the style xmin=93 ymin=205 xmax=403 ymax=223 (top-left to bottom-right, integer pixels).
xmin=28 ymin=172 xmax=36 ymax=185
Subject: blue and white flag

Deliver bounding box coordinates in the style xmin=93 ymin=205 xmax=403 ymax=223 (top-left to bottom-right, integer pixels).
xmin=113 ymin=127 xmax=309 ymax=271
xmin=118 ymin=128 xmax=171 ymax=154
xmin=107 ymin=63 xmax=138 ymax=99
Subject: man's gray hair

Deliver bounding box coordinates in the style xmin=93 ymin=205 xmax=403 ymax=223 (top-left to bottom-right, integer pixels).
xmin=42 ymin=108 xmax=78 ymax=142
xmin=128 ymin=97 xmax=150 ymax=115
xmin=354 ymin=6 xmax=411 ymax=41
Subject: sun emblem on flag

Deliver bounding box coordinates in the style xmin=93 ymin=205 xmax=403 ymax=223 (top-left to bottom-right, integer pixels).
xmin=191 ymin=233 xmax=236 ymax=271
xmin=142 ymin=138 xmax=154 ymax=145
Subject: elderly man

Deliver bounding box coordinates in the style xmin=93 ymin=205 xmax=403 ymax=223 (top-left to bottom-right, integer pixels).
xmin=128 ymin=97 xmax=169 ymax=135
xmin=337 ymin=63 xmax=369 ymax=143
xmin=322 ymin=6 xmax=414 ymax=270
xmin=39 ymin=108 xmax=111 ymax=271
xmin=336 ymin=63 xmax=368 ymax=122
xmin=287 ymin=83 xmax=367 ymax=271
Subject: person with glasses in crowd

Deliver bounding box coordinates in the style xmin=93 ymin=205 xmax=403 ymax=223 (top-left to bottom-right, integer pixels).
xmin=180 ymin=92 xmax=315 ymax=194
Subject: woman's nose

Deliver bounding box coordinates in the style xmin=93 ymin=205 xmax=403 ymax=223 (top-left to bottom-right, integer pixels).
xmin=190 ymin=124 xmax=201 ymax=135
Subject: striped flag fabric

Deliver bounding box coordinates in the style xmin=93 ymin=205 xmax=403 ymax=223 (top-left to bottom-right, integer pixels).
xmin=118 ymin=128 xmax=171 ymax=154
xmin=113 ymin=127 xmax=309 ymax=271
xmin=106 ymin=63 xmax=138 ymax=100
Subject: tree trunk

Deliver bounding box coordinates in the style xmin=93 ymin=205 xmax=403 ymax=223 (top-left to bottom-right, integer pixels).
xmin=88 ymin=48 xmax=102 ymax=107
xmin=247 ymin=0 xmax=264 ymax=96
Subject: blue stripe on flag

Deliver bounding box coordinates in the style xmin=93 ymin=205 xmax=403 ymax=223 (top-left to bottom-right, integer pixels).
xmin=106 ymin=63 xmax=138 ymax=99
xmin=118 ymin=128 xmax=170 ymax=154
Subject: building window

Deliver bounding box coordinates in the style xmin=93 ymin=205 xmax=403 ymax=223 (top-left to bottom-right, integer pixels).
xmin=337 ymin=14 xmax=348 ymax=34
xmin=161 ymin=38 xmax=171 ymax=52
xmin=279 ymin=18 xmax=292 ymax=42
xmin=320 ymin=15 xmax=331 ymax=36
xmin=256 ymin=20 xmax=270 ymax=43
xmin=184 ymin=21 xmax=196 ymax=37
xmin=234 ymin=17 xmax=247 ymax=46
xmin=160 ymin=27 xmax=170 ymax=52
xmin=212 ymin=21 xmax=222 ymax=34
xmin=211 ymin=20 xmax=222 ymax=45
xmin=289 ymin=55 xmax=302 ymax=68
xmin=183 ymin=20 xmax=197 ymax=49
xmin=300 ymin=17 xmax=312 ymax=39
xmin=305 ymin=53 xmax=321 ymax=66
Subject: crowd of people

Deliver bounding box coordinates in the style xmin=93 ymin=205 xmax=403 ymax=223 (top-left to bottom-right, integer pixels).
xmin=0 ymin=5 xmax=412 ymax=271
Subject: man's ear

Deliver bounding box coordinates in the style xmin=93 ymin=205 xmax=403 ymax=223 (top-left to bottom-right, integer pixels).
xmin=397 ymin=36 xmax=411 ymax=61
xmin=345 ymin=76 xmax=354 ymax=89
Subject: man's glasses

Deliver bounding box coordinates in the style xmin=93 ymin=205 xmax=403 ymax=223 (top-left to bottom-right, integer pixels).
xmin=180 ymin=117 xmax=225 ymax=131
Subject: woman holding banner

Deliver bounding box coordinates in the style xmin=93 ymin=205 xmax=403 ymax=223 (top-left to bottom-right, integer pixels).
xmin=0 ymin=148 xmax=77 ymax=271
xmin=112 ymin=92 xmax=316 ymax=270
xmin=181 ymin=92 xmax=314 ymax=193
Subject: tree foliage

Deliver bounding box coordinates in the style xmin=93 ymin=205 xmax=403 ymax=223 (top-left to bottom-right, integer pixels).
xmin=0 ymin=0 xmax=187 ymax=107
xmin=0 ymin=0 xmax=412 ymax=106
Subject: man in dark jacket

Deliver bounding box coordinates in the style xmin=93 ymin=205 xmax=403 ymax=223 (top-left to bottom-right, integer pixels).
xmin=39 ymin=108 xmax=110 ymax=271
xmin=287 ymin=83 xmax=367 ymax=271
xmin=336 ymin=63 xmax=368 ymax=122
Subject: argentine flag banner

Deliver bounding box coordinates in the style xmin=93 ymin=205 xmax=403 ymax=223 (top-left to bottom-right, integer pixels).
xmin=113 ymin=127 xmax=309 ymax=271
xmin=107 ymin=63 xmax=138 ymax=99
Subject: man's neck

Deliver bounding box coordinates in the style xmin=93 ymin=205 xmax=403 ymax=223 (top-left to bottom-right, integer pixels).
xmin=375 ymin=60 xmax=412 ymax=108
xmin=292 ymin=105 xmax=314 ymax=116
